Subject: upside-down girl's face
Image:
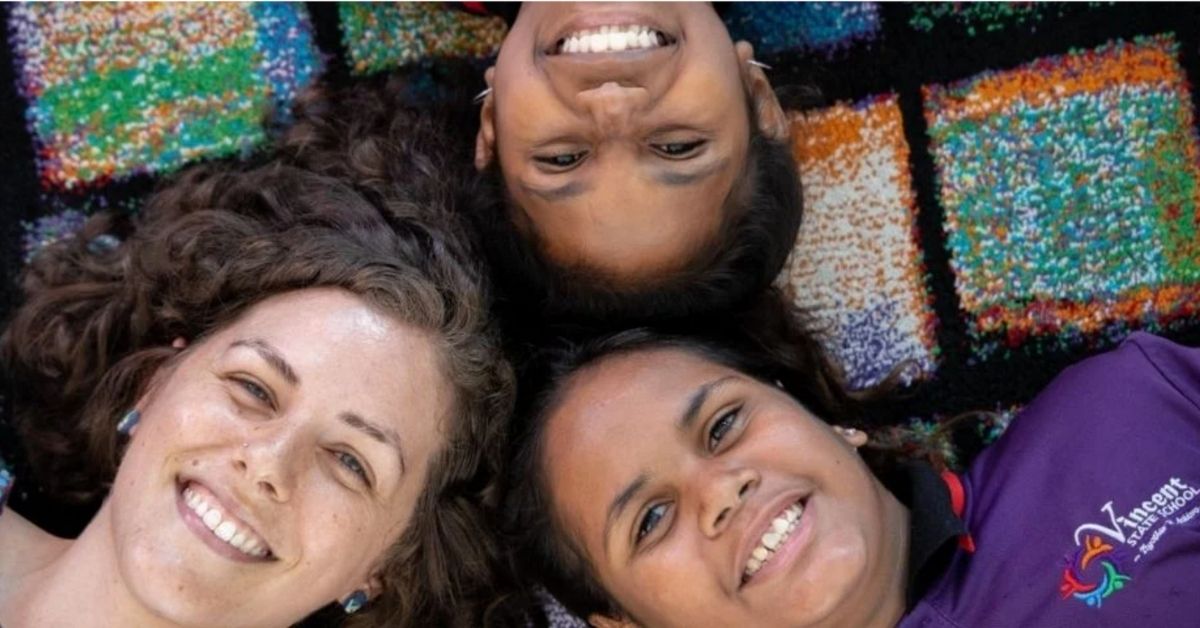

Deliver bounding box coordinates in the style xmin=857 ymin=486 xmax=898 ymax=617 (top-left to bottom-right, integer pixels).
xmin=478 ymin=2 xmax=786 ymax=280
xmin=542 ymin=348 xmax=905 ymax=628
xmin=107 ymin=288 xmax=451 ymax=626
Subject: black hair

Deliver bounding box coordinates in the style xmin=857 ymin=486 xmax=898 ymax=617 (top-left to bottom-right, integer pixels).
xmin=474 ymin=128 xmax=802 ymax=329
xmin=498 ymin=291 xmax=872 ymax=622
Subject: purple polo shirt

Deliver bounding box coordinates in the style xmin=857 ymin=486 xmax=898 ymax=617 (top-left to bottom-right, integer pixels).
xmin=901 ymin=332 xmax=1200 ymax=627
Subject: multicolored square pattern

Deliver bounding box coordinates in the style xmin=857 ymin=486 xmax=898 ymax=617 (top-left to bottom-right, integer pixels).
xmin=340 ymin=3 xmax=507 ymax=76
xmin=780 ymin=95 xmax=938 ymax=389
xmin=724 ymin=2 xmax=880 ymax=58
xmin=925 ymin=35 xmax=1200 ymax=356
xmin=9 ymin=3 xmax=320 ymax=189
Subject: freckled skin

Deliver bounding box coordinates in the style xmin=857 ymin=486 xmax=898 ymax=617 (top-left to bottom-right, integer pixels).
xmin=42 ymin=289 xmax=453 ymax=626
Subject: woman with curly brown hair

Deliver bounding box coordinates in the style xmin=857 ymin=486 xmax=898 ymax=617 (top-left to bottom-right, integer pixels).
xmin=0 ymin=150 xmax=515 ymax=626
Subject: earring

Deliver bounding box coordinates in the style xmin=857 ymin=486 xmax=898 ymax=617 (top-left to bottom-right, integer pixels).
xmin=473 ymin=86 xmax=493 ymax=104
xmin=774 ymin=379 xmax=786 ymax=390
xmin=342 ymin=590 xmax=368 ymax=614
xmin=116 ymin=409 xmax=140 ymax=435
xmin=747 ymin=59 xmax=772 ymax=71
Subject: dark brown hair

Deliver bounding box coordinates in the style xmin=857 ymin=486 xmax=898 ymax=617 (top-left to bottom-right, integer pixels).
xmin=2 ymin=122 xmax=515 ymax=626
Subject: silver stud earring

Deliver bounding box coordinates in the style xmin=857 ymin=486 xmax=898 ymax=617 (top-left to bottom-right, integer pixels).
xmin=747 ymin=59 xmax=772 ymax=71
xmin=342 ymin=590 xmax=367 ymax=614
xmin=116 ymin=409 xmax=140 ymax=435
xmin=473 ymin=87 xmax=493 ymax=104
xmin=774 ymin=379 xmax=786 ymax=390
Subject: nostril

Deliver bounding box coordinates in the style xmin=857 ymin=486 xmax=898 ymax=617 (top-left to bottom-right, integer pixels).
xmin=258 ymin=480 xmax=278 ymax=499
xmin=739 ymin=481 xmax=752 ymax=499
xmin=233 ymin=459 xmax=247 ymax=473
xmin=714 ymin=507 xmax=730 ymax=528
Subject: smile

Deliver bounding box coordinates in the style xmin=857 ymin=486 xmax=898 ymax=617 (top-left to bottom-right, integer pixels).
xmin=743 ymin=500 xmax=804 ymax=581
xmin=554 ymin=25 xmax=675 ymax=55
xmin=179 ymin=481 xmax=273 ymax=561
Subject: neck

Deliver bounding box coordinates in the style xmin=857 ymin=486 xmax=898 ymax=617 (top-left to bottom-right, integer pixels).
xmin=3 ymin=503 xmax=179 ymax=628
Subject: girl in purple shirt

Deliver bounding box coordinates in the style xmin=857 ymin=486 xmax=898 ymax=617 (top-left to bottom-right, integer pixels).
xmin=501 ymin=305 xmax=1200 ymax=627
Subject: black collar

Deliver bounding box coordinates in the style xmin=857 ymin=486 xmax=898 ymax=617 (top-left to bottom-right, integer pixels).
xmin=879 ymin=461 xmax=967 ymax=608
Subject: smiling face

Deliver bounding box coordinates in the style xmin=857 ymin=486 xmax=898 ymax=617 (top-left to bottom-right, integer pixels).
xmin=103 ymin=288 xmax=450 ymax=626
xmin=541 ymin=348 xmax=909 ymax=628
xmin=477 ymin=2 xmax=786 ymax=280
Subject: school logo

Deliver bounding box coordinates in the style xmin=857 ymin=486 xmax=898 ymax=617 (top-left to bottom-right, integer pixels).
xmin=1059 ymin=476 xmax=1200 ymax=608
xmin=1059 ymin=535 xmax=1131 ymax=607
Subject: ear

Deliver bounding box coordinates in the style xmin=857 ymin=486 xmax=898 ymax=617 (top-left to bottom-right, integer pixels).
xmin=474 ymin=66 xmax=498 ymax=171
xmin=834 ymin=426 xmax=869 ymax=449
xmin=736 ymin=41 xmax=788 ymax=142
xmin=589 ymin=613 xmax=639 ymax=628
xmin=171 ymin=337 xmax=188 ymax=350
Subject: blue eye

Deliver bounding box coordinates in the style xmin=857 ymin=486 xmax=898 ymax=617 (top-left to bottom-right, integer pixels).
xmin=708 ymin=408 xmax=741 ymax=451
xmin=233 ymin=378 xmax=273 ymax=408
xmin=637 ymin=503 xmax=668 ymax=543
xmin=335 ymin=451 xmax=371 ymax=486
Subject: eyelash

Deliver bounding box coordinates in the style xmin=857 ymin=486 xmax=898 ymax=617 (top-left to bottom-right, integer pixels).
xmin=534 ymin=151 xmax=587 ymax=170
xmin=233 ymin=377 xmax=275 ymax=410
xmin=652 ymin=139 xmax=706 ymax=158
xmin=708 ymin=406 xmax=742 ymax=452
xmin=637 ymin=503 xmax=669 ymax=544
xmin=334 ymin=450 xmax=371 ymax=487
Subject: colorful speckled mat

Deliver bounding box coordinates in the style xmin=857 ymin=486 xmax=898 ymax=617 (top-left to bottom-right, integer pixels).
xmin=2 ymin=3 xmax=1200 ymax=527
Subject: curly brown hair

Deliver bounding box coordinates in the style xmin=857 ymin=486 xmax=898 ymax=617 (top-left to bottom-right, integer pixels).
xmin=1 ymin=112 xmax=515 ymax=626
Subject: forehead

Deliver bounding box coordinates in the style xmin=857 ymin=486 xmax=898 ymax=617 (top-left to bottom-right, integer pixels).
xmin=543 ymin=349 xmax=730 ymax=489
xmin=203 ymin=288 xmax=450 ymax=436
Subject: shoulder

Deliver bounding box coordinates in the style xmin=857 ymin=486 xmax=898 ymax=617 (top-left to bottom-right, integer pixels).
xmin=996 ymin=333 xmax=1198 ymax=448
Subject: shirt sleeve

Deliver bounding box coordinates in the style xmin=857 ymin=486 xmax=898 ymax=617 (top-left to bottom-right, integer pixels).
xmin=1125 ymin=332 xmax=1200 ymax=413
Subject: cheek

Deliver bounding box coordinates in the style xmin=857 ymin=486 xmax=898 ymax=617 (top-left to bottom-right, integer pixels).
xmin=602 ymin=535 xmax=735 ymax=626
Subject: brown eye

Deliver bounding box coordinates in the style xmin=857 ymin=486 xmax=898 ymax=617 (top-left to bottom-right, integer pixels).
xmin=652 ymin=139 xmax=706 ymax=158
xmin=534 ymin=151 xmax=587 ymax=169
xmin=708 ymin=407 xmax=741 ymax=451
xmin=637 ymin=503 xmax=669 ymax=543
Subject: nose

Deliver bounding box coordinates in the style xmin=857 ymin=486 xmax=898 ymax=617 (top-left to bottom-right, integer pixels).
xmin=232 ymin=429 xmax=299 ymax=503
xmin=698 ymin=465 xmax=760 ymax=538
xmin=576 ymin=81 xmax=651 ymax=138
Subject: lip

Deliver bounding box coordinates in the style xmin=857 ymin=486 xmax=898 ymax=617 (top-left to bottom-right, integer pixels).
xmin=543 ymin=11 xmax=678 ymax=54
xmin=175 ymin=477 xmax=275 ymax=564
xmin=735 ymin=491 xmax=814 ymax=590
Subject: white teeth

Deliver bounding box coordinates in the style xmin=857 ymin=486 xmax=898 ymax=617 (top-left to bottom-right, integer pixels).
xmin=609 ymin=31 xmax=628 ymax=51
xmin=558 ymin=25 xmax=669 ymax=54
xmin=743 ymin=502 xmax=806 ymax=580
xmin=588 ymin=31 xmax=606 ymax=53
xmin=183 ymin=485 xmax=270 ymax=559
xmin=215 ymin=520 xmax=237 ymax=542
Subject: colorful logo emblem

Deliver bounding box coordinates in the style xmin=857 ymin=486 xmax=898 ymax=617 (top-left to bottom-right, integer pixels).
xmin=1059 ymin=535 xmax=1132 ymax=608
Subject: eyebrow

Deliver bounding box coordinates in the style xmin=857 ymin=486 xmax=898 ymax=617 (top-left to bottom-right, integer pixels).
xmin=340 ymin=411 xmax=408 ymax=476
xmin=601 ymin=375 xmax=739 ymax=557
xmin=231 ymin=339 xmax=299 ymax=386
